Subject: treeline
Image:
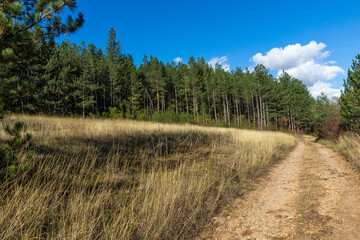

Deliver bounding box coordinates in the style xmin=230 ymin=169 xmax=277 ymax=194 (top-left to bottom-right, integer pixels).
xmin=1 ymin=28 xmax=314 ymax=131
xmin=310 ymin=53 xmax=360 ymax=137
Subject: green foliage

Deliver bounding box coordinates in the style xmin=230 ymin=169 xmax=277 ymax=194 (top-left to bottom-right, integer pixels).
xmin=0 ymin=0 xmax=84 ymax=64
xmin=152 ymin=110 xmax=194 ymax=123
xmin=0 ymin=121 xmax=34 ymax=176
xmin=0 ymin=0 xmax=85 ymax=118
xmin=339 ymin=54 xmax=360 ymax=131
xmin=105 ymin=107 xmax=123 ymax=119
xmin=135 ymin=110 xmax=151 ymax=121
xmin=312 ymin=93 xmax=340 ymax=139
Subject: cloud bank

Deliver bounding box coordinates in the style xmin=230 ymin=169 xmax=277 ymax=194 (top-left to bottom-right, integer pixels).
xmin=208 ymin=56 xmax=230 ymax=72
xmin=251 ymin=41 xmax=344 ymax=97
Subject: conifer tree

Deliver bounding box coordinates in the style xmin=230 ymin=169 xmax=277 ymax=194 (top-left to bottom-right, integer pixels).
xmin=105 ymin=27 xmax=122 ymax=108
xmin=147 ymin=56 xmax=165 ymax=113
xmin=0 ymin=0 xmax=84 ymax=64
xmin=188 ymin=56 xmax=199 ymax=118
xmin=44 ymin=41 xmax=81 ymax=114
xmin=339 ymin=54 xmax=360 ymax=131
xmin=74 ymin=42 xmax=98 ymax=118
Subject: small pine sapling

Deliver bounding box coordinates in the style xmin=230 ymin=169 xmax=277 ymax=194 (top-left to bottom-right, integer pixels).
xmin=0 ymin=121 xmax=34 ymax=176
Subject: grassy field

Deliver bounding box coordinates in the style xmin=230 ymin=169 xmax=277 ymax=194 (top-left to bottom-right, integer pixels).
xmin=0 ymin=115 xmax=296 ymax=239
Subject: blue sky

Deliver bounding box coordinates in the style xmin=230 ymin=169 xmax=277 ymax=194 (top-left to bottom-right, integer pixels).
xmin=60 ymin=0 xmax=360 ymax=97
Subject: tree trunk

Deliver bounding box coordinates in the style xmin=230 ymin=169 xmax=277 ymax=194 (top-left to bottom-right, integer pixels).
xmin=246 ymin=95 xmax=250 ymax=128
xmin=251 ymin=95 xmax=256 ymax=128
xmin=255 ymin=96 xmax=260 ymax=129
xmin=235 ymin=98 xmax=240 ymax=127
xmin=239 ymin=101 xmax=242 ymax=127
xmin=161 ymin=92 xmax=165 ymax=112
xmin=95 ymin=80 xmax=98 ymax=113
xmin=223 ymin=97 xmax=227 ymax=123
xmin=226 ymin=94 xmax=231 ymax=126
xmin=131 ymin=85 xmax=135 ymax=116
xmin=259 ymin=95 xmax=264 ymax=129
xmin=207 ymin=91 xmax=211 ymax=116
xmin=143 ymin=86 xmax=154 ymax=115
xmin=175 ymin=89 xmax=178 ymax=114
xmin=103 ymin=85 xmax=106 ymax=112
xmin=82 ymin=89 xmax=85 ymax=119
xmin=110 ymin=76 xmax=113 ymax=108
xmin=212 ymin=90 xmax=217 ymax=122
xmin=265 ymin=104 xmax=269 ymax=127
xmin=156 ymin=76 xmax=160 ymax=113
xmin=185 ymin=89 xmax=189 ymax=114
xmin=192 ymin=86 xmax=196 ymax=119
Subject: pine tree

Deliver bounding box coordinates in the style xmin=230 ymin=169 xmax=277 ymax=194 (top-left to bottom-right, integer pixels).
xmin=147 ymin=56 xmax=165 ymax=113
xmin=188 ymin=56 xmax=199 ymax=118
xmin=74 ymin=42 xmax=98 ymax=118
xmin=0 ymin=0 xmax=84 ymax=64
xmin=105 ymin=27 xmax=122 ymax=108
xmin=339 ymin=54 xmax=360 ymax=131
xmin=44 ymin=41 xmax=82 ymax=115
xmin=0 ymin=0 xmax=84 ymax=116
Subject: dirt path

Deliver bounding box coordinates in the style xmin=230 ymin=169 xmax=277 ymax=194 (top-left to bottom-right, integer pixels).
xmin=313 ymin=143 xmax=360 ymax=239
xmin=200 ymin=138 xmax=360 ymax=240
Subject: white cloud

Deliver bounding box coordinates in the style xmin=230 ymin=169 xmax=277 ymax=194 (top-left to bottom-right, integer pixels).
xmin=251 ymin=41 xmax=330 ymax=70
xmin=281 ymin=60 xmax=344 ymax=85
xmin=309 ymin=81 xmax=342 ymax=98
xmin=251 ymin=41 xmax=345 ymax=97
xmin=208 ymin=56 xmax=231 ymax=72
xmin=173 ymin=57 xmax=183 ymax=64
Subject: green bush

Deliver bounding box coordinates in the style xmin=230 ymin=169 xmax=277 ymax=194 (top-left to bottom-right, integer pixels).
xmin=104 ymin=107 xmax=123 ymax=119
xmin=136 ymin=110 xmax=151 ymax=121
xmin=152 ymin=110 xmax=194 ymax=123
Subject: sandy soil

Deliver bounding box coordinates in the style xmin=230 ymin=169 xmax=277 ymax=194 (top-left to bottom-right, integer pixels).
xmin=199 ymin=138 xmax=360 ymax=240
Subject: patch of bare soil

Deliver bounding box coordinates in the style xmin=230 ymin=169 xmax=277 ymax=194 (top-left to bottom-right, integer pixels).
xmin=200 ymin=139 xmax=360 ymax=240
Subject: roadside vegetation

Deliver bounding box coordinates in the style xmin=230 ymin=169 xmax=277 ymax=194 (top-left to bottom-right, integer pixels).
xmin=0 ymin=115 xmax=296 ymax=239
xmin=334 ymin=133 xmax=360 ymax=170
xmin=314 ymin=54 xmax=360 ymax=170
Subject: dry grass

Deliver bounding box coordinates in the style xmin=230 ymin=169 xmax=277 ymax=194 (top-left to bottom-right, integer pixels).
xmin=0 ymin=115 xmax=296 ymax=239
xmin=337 ymin=133 xmax=360 ymax=170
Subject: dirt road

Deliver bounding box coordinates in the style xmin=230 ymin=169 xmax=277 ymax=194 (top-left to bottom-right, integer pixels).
xmin=200 ymin=137 xmax=360 ymax=239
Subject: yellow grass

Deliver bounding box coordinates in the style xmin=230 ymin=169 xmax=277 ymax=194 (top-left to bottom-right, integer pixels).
xmin=0 ymin=115 xmax=296 ymax=239
xmin=337 ymin=133 xmax=360 ymax=170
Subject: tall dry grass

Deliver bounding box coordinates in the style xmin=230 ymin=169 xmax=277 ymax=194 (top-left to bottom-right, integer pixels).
xmin=337 ymin=133 xmax=360 ymax=170
xmin=0 ymin=115 xmax=296 ymax=239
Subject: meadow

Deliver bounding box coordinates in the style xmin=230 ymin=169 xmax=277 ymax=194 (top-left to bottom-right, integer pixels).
xmin=0 ymin=115 xmax=296 ymax=239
